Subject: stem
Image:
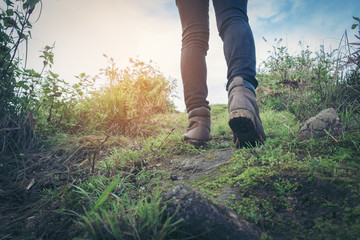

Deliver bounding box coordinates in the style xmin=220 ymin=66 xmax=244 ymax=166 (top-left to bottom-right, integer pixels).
xmin=1 ymin=7 xmax=32 ymax=82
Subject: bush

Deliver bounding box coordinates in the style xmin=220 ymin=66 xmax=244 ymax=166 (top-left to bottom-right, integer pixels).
xmin=0 ymin=0 xmax=93 ymax=154
xmin=77 ymin=56 xmax=176 ymax=136
xmin=257 ymin=30 xmax=359 ymax=121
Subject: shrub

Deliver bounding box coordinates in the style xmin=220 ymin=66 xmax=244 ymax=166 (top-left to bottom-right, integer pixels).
xmin=77 ymin=56 xmax=176 ymax=136
xmin=257 ymin=28 xmax=360 ymax=122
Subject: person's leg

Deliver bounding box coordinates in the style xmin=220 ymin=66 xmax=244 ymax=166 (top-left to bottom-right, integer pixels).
xmin=213 ymin=0 xmax=265 ymax=147
xmin=176 ymin=0 xmax=211 ymax=147
xmin=176 ymin=0 xmax=210 ymax=112
xmin=212 ymin=0 xmax=257 ymax=91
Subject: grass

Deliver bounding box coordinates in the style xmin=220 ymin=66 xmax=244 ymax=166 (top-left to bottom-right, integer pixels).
xmin=1 ymin=103 xmax=359 ymax=239
xmin=73 ymin=174 xmax=181 ymax=240
xmin=191 ymin=106 xmax=360 ymax=240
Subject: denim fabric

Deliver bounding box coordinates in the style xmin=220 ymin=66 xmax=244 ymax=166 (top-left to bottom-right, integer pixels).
xmin=176 ymin=0 xmax=257 ymax=111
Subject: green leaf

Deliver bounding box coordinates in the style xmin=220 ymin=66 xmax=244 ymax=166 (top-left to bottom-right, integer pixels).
xmin=5 ymin=0 xmax=14 ymax=7
xmin=4 ymin=17 xmax=17 ymax=28
xmin=26 ymin=0 xmax=40 ymax=8
xmin=353 ymin=16 xmax=360 ymax=21
xmin=17 ymin=81 xmax=28 ymax=89
xmin=6 ymin=9 xmax=14 ymax=16
xmin=73 ymin=185 xmax=94 ymax=207
xmin=49 ymin=71 xmax=59 ymax=78
xmin=352 ymin=24 xmax=358 ymax=30
xmin=94 ymin=176 xmax=120 ymax=211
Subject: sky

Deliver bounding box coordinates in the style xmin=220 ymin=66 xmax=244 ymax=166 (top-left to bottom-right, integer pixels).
xmin=7 ymin=0 xmax=360 ymax=112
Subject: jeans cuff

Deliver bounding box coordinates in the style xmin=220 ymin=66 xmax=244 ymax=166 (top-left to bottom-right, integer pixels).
xmin=243 ymin=79 xmax=256 ymax=96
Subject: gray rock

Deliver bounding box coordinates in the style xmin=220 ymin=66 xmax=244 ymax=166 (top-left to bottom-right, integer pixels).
xmin=298 ymin=108 xmax=343 ymax=139
xmin=163 ymin=185 xmax=261 ymax=240
xmin=170 ymin=149 xmax=233 ymax=181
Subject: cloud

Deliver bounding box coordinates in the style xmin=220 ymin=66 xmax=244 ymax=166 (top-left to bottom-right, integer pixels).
xmin=249 ymin=0 xmax=304 ymax=26
xmin=249 ymin=0 xmax=284 ymax=19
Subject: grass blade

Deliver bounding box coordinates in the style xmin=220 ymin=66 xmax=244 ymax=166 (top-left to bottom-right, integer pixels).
xmin=94 ymin=176 xmax=120 ymax=211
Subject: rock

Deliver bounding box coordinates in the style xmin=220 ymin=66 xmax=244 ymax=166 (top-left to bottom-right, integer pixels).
xmin=170 ymin=149 xmax=233 ymax=181
xmin=163 ymin=185 xmax=261 ymax=240
xmin=298 ymin=108 xmax=343 ymax=139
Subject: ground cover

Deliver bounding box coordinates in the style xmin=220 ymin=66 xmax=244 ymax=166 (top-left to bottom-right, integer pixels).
xmin=1 ymin=105 xmax=359 ymax=239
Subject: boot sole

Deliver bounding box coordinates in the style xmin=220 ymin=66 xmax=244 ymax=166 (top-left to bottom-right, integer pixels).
xmin=229 ymin=109 xmax=263 ymax=148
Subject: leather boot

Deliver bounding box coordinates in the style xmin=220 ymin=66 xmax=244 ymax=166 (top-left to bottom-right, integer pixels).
xmin=228 ymin=77 xmax=266 ymax=147
xmin=182 ymin=106 xmax=211 ymax=148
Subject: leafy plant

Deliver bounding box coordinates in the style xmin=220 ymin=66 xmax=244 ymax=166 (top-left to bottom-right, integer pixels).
xmin=77 ymin=56 xmax=176 ymax=136
xmin=33 ymin=45 xmax=95 ymax=134
xmin=0 ymin=0 xmax=41 ymax=155
xmin=257 ymin=32 xmax=359 ymax=123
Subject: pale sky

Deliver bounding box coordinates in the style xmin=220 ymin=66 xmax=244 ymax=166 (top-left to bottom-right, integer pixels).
xmin=9 ymin=0 xmax=360 ymax=111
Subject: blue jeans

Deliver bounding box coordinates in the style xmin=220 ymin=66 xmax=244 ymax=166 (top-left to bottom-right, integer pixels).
xmin=176 ymin=0 xmax=257 ymax=112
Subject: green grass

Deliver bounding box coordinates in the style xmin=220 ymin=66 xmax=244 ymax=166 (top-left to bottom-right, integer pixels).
xmin=191 ymin=106 xmax=360 ymax=239
xmin=75 ymin=176 xmax=181 ymax=240
xmin=5 ymin=103 xmax=357 ymax=240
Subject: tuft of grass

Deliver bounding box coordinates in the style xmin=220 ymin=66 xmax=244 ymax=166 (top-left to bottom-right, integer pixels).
xmin=78 ymin=182 xmax=181 ymax=240
xmin=42 ymin=170 xmax=181 ymax=240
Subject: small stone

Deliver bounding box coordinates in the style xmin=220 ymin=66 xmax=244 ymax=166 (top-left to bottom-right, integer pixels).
xmin=298 ymin=108 xmax=343 ymax=139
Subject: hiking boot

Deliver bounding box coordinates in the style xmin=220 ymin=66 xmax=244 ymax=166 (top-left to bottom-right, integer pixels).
xmin=228 ymin=77 xmax=266 ymax=148
xmin=182 ymin=106 xmax=211 ymax=148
